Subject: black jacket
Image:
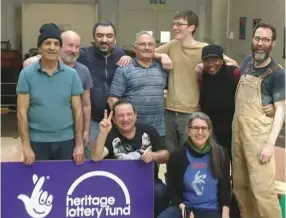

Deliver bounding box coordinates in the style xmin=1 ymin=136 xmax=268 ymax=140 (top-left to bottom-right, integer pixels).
xmin=166 ymin=144 xmax=231 ymax=209
xmin=77 ymin=46 xmax=125 ymax=121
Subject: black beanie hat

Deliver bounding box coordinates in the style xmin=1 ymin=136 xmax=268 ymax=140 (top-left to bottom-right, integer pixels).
xmin=37 ymin=23 xmax=62 ymax=47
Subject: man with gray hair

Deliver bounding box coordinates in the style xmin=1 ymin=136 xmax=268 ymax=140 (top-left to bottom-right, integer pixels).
xmin=108 ymin=31 xmax=168 ymax=138
xmin=60 ymin=31 xmax=93 ymax=147
xmin=107 ymin=31 xmax=169 ymax=216
xmin=23 ymin=30 xmax=93 ymax=148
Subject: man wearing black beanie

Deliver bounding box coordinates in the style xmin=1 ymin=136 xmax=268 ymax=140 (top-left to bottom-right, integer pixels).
xmin=37 ymin=23 xmax=62 ymax=47
xmin=16 ymin=23 xmax=84 ymax=165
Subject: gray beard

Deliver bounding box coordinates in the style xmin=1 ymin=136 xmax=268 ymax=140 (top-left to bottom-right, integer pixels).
xmin=252 ymin=51 xmax=269 ymax=63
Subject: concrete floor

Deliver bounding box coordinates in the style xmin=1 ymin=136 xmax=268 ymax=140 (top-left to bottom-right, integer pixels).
xmin=1 ymin=112 xmax=284 ymax=182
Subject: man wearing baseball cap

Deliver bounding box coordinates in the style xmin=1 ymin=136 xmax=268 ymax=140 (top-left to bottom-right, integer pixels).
xmin=200 ymin=44 xmax=274 ymax=156
xmin=17 ymin=23 xmax=84 ymax=165
xmin=199 ymin=45 xmax=239 ymax=156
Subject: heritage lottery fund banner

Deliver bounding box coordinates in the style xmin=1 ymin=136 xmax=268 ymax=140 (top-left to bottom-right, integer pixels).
xmin=1 ymin=160 xmax=154 ymax=218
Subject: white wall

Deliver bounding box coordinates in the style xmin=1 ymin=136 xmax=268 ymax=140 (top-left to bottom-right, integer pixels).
xmin=1 ymin=0 xmax=284 ymax=67
xmin=1 ymin=0 xmax=209 ymax=52
xmin=21 ymin=3 xmax=97 ymax=56
xmin=97 ymin=0 xmax=204 ymax=50
xmin=210 ymin=0 xmax=227 ymax=46
xmin=1 ymin=0 xmax=97 ymax=55
xmin=1 ymin=0 xmax=17 ymax=49
xmin=227 ymin=0 xmax=285 ymax=66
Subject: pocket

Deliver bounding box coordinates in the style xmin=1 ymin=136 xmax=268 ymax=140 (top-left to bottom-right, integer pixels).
xmin=252 ymin=117 xmax=272 ymax=133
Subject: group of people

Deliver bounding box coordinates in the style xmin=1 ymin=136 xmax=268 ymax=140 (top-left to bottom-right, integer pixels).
xmin=18 ymin=9 xmax=285 ymax=218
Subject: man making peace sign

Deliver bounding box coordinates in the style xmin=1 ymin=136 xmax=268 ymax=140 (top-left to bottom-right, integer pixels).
xmin=91 ymin=100 xmax=170 ymax=217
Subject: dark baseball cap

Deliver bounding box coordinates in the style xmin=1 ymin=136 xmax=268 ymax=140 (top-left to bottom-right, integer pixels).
xmin=201 ymin=44 xmax=223 ymax=60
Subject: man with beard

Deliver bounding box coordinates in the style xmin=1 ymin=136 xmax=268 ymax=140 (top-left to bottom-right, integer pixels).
xmin=91 ymin=100 xmax=170 ymax=217
xmin=77 ymin=21 xmax=132 ymax=159
xmin=107 ymin=31 xmax=168 ymax=138
xmin=24 ymin=21 xmax=132 ymax=159
xmin=60 ymin=31 xmax=93 ymax=148
xmin=232 ymin=22 xmax=285 ymax=218
xmin=199 ymin=44 xmax=274 ymax=218
xmin=23 ymin=31 xmax=94 ymax=148
xmin=199 ymin=45 xmax=274 ymax=158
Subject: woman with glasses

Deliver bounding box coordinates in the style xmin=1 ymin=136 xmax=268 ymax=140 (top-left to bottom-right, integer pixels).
xmin=158 ymin=112 xmax=231 ymax=218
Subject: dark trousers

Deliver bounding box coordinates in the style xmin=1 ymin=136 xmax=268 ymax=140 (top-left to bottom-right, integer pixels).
xmin=214 ymin=130 xmax=241 ymax=218
xmin=157 ymin=206 xmax=222 ymax=218
xmin=154 ymin=180 xmax=169 ymax=216
xmin=31 ymin=139 xmax=74 ymax=160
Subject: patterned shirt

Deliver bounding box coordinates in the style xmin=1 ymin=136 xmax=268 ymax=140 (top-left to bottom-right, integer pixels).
xmin=109 ymin=58 xmax=168 ymax=136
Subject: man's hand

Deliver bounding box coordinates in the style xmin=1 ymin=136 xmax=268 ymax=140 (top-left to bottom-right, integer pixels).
xmin=73 ymin=145 xmax=84 ymax=165
xmin=160 ymin=53 xmax=173 ymax=70
xmin=259 ymin=144 xmax=275 ymax=164
xmin=23 ymin=55 xmax=40 ymax=68
xmin=22 ymin=145 xmax=35 ymax=165
xmin=116 ymin=55 xmax=132 ymax=67
xmin=195 ymin=63 xmax=204 ymax=78
xmin=99 ymin=110 xmax=113 ymax=134
xmin=180 ymin=203 xmax=186 ymax=218
xmin=262 ymin=104 xmax=275 ymax=117
xmin=226 ymin=61 xmax=239 ymax=67
xmin=140 ymin=146 xmax=153 ymax=163
xmin=83 ymin=131 xmax=90 ymax=148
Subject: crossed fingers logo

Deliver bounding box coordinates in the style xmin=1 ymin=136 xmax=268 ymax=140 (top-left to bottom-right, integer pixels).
xmin=18 ymin=174 xmax=53 ymax=218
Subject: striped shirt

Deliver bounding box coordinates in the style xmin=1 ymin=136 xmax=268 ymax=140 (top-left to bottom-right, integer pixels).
xmin=109 ymin=58 xmax=168 ymax=136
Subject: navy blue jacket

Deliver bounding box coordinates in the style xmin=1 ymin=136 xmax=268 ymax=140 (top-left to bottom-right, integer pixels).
xmin=77 ymin=46 xmax=125 ymax=121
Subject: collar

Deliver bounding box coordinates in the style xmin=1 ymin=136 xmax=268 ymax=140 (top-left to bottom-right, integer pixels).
xmin=36 ymin=59 xmax=65 ymax=73
xmin=132 ymin=58 xmax=158 ymax=68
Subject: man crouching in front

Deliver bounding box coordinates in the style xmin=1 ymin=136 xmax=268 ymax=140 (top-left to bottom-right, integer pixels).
xmin=91 ymin=100 xmax=170 ymax=216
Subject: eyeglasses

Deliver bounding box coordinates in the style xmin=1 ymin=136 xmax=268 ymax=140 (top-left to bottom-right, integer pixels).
xmin=188 ymin=126 xmax=209 ymax=132
xmin=171 ymin=22 xmax=189 ymax=27
xmin=253 ymin=36 xmax=272 ymax=44
xmin=135 ymin=43 xmax=156 ymax=48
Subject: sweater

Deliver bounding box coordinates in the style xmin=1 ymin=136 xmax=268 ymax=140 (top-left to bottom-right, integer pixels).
xmin=200 ymin=64 xmax=239 ymax=150
xmin=166 ymin=144 xmax=231 ymax=209
xmin=77 ymin=46 xmax=125 ymax=121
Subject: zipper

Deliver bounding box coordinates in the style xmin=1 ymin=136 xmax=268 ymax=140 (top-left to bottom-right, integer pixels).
xmin=105 ymin=57 xmax=108 ymax=86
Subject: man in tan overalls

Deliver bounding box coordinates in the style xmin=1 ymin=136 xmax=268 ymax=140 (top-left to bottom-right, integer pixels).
xmin=232 ymin=22 xmax=285 ymax=218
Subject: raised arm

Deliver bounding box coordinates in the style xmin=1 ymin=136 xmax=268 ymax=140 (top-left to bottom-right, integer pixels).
xmin=91 ymin=110 xmax=112 ymax=161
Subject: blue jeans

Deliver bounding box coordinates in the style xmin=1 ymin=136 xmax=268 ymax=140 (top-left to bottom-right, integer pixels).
xmin=84 ymin=120 xmax=100 ymax=159
xmin=154 ymin=180 xmax=169 ymax=216
xmin=31 ymin=139 xmax=74 ymax=160
xmin=158 ymin=206 xmax=222 ymax=218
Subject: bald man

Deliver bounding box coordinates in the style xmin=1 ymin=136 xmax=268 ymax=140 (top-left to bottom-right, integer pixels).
xmin=23 ymin=31 xmax=93 ymax=148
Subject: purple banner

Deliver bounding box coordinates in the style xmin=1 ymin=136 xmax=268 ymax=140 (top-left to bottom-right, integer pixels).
xmin=1 ymin=160 xmax=154 ymax=218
